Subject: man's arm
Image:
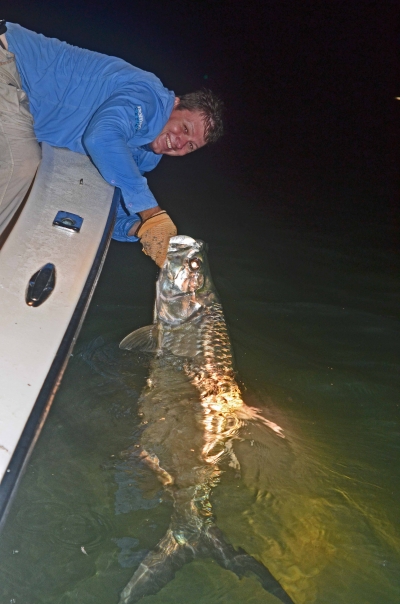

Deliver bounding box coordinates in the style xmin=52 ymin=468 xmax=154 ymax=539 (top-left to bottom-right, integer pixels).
xmin=83 ymin=94 xmax=159 ymax=217
xmin=83 ymin=94 xmax=176 ymax=264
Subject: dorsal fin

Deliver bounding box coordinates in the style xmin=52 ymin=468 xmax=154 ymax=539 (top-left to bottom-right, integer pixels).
xmin=119 ymin=325 xmax=159 ymax=352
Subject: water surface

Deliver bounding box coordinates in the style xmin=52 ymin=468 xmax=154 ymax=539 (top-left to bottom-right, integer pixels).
xmin=0 ymin=172 xmax=398 ymax=604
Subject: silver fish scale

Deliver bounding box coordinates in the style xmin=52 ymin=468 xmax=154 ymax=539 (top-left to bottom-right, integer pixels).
xmin=184 ymin=303 xmax=245 ymax=463
xmin=196 ymin=303 xmax=234 ymax=372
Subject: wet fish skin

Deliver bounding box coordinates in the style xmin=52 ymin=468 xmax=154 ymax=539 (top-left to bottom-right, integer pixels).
xmin=118 ymin=235 xmax=292 ymax=604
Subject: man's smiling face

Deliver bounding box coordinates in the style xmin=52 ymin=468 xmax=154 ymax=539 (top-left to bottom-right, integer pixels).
xmin=149 ymin=98 xmax=207 ymax=156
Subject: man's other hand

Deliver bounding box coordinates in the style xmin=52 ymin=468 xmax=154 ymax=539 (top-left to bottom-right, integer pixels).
xmin=136 ymin=210 xmax=177 ymax=267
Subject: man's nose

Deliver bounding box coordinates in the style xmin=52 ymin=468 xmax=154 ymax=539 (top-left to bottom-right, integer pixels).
xmin=174 ymin=135 xmax=184 ymax=149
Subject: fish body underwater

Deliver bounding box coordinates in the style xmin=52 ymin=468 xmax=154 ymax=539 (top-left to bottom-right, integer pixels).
xmin=118 ymin=235 xmax=294 ymax=604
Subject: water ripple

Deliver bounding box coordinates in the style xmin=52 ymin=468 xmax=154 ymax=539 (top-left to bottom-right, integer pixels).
xmin=16 ymin=501 xmax=114 ymax=552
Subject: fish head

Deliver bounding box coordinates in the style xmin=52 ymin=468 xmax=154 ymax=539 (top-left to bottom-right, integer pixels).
xmin=156 ymin=235 xmax=218 ymax=325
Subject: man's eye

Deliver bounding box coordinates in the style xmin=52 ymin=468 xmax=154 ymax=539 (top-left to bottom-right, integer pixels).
xmin=184 ymin=126 xmax=188 ymax=134
xmin=189 ymin=142 xmax=194 ymax=151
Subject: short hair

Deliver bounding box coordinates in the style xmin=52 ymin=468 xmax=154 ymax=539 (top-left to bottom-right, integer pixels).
xmin=176 ymin=89 xmax=224 ymax=145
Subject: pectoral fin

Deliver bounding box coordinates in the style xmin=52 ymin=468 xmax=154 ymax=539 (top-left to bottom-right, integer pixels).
xmin=119 ymin=325 xmax=159 ymax=352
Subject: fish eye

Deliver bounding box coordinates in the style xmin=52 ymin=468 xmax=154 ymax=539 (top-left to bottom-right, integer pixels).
xmin=188 ymin=257 xmax=202 ymax=271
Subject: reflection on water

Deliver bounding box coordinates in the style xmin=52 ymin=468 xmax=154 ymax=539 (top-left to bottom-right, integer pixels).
xmin=0 ymin=223 xmax=399 ymax=604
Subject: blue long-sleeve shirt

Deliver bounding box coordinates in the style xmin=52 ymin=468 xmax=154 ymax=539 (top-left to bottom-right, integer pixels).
xmin=6 ymin=23 xmax=175 ymax=242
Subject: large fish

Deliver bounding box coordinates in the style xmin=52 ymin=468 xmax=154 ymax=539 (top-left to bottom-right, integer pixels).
xmin=118 ymin=235 xmax=294 ymax=604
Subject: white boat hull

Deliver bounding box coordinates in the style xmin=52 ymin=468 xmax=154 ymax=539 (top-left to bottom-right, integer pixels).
xmin=0 ymin=143 xmax=118 ymax=525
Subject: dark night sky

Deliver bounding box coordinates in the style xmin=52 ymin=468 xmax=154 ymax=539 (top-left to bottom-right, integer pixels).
xmin=3 ymin=0 xmax=399 ymax=240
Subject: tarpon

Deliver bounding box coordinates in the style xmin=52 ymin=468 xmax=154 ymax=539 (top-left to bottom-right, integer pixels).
xmin=118 ymin=235 xmax=294 ymax=604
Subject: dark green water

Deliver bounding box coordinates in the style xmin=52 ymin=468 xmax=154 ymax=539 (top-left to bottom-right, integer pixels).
xmin=0 ymin=157 xmax=398 ymax=603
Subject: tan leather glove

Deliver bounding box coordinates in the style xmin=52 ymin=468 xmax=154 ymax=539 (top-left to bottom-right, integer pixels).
xmin=136 ymin=211 xmax=177 ymax=267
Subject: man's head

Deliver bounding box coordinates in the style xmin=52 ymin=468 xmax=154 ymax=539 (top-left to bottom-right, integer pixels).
xmin=149 ymin=89 xmax=224 ymax=156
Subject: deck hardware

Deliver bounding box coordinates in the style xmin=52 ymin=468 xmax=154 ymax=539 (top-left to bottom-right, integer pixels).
xmin=53 ymin=211 xmax=83 ymax=232
xmin=26 ymin=263 xmax=56 ymax=307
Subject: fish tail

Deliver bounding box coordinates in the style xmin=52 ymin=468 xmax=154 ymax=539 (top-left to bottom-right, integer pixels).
xmin=202 ymin=525 xmax=296 ymax=604
xmin=118 ymin=522 xmax=295 ymax=604
xmin=118 ymin=529 xmax=190 ymax=604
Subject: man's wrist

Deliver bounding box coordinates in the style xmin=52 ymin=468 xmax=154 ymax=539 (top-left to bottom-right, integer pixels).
xmin=127 ymin=206 xmax=162 ymax=237
xmin=127 ymin=219 xmax=141 ymax=237
xmin=138 ymin=205 xmax=162 ymax=222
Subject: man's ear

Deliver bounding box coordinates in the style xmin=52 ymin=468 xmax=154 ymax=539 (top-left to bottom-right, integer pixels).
xmin=173 ymin=96 xmax=180 ymax=108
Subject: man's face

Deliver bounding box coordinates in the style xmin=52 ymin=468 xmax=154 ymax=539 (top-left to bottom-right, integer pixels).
xmin=149 ymin=98 xmax=207 ymax=156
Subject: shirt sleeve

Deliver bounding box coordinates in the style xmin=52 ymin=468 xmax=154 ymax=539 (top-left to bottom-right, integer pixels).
xmin=112 ymin=203 xmax=141 ymax=243
xmin=82 ymin=93 xmax=159 ymax=240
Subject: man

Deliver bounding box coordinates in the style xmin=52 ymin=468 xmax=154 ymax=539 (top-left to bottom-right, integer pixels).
xmin=0 ymin=21 xmax=223 ymax=265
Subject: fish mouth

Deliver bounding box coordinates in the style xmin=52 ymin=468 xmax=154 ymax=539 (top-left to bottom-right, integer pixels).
xmin=160 ymin=290 xmax=196 ymax=302
xmin=168 ymin=235 xmax=203 ymax=253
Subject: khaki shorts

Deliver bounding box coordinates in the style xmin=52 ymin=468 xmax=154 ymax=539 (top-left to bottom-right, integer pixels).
xmin=0 ymin=43 xmax=41 ymax=239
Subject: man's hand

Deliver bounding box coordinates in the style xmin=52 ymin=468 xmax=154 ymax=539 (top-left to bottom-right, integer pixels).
xmin=0 ymin=34 xmax=8 ymax=50
xmin=136 ymin=209 xmax=177 ymax=267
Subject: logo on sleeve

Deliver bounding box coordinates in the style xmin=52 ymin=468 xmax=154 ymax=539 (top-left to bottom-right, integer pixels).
xmin=134 ymin=106 xmax=144 ymax=132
